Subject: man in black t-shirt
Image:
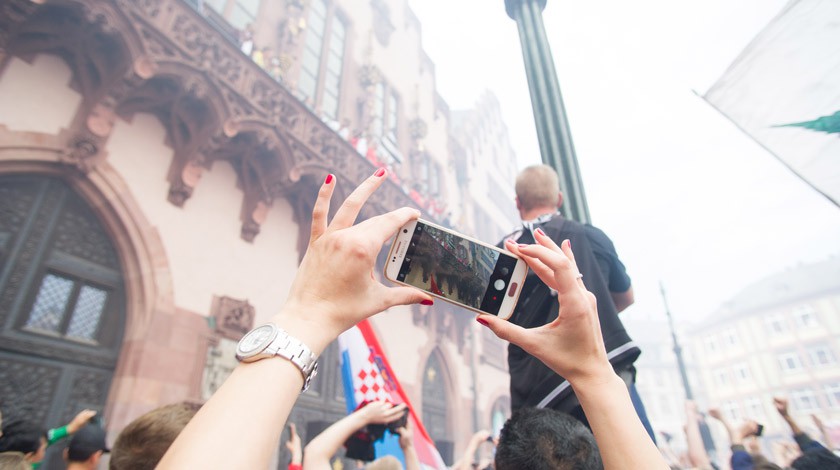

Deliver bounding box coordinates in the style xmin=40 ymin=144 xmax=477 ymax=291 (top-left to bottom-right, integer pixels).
xmin=501 ymin=165 xmax=654 ymax=439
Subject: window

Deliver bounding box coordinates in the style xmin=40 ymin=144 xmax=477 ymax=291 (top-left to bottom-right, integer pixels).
xmin=715 ymin=369 xmax=729 ymax=386
xmin=792 ymin=388 xmax=819 ymax=412
xmin=809 ymin=345 xmax=836 ymax=367
xmin=723 ymin=327 xmax=738 ymax=347
xmin=371 ymin=83 xmax=400 ymax=145
xmin=764 ymin=315 xmax=786 ymax=335
xmin=778 ymin=352 xmax=803 ymax=372
xmin=297 ymin=0 xmax=347 ymax=120
xmin=205 ymin=0 xmax=261 ymax=30
xmin=733 ymin=363 xmax=751 ymax=383
xmin=794 ymin=305 xmax=818 ymax=329
xmin=745 ymin=397 xmax=766 ymax=420
xmin=722 ymin=400 xmax=741 ymax=420
xmin=704 ymin=335 xmax=718 ymax=353
xmin=825 ymin=383 xmax=840 ymax=409
xmin=24 ymin=273 xmax=110 ymax=342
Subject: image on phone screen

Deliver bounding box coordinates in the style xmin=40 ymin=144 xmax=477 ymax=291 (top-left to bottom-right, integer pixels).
xmin=395 ymin=221 xmax=519 ymax=316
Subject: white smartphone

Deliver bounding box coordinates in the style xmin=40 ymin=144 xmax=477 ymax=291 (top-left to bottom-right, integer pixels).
xmin=384 ymin=219 xmax=528 ymax=320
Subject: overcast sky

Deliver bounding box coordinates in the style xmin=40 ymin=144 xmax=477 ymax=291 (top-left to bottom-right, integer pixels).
xmin=407 ymin=0 xmax=840 ymax=328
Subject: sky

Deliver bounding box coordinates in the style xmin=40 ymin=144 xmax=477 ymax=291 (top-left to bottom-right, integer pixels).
xmin=407 ymin=0 xmax=840 ymax=329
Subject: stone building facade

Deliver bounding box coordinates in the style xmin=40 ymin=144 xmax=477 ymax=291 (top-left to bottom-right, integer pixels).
xmin=0 ymin=0 xmax=514 ymax=467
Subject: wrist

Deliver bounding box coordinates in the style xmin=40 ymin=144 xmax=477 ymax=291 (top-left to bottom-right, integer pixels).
xmin=567 ymin=363 xmax=619 ymax=392
xmin=270 ymin=308 xmax=336 ymax=356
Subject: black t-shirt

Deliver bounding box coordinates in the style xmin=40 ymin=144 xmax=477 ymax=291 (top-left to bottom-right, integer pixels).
xmin=503 ymin=214 xmax=640 ymax=411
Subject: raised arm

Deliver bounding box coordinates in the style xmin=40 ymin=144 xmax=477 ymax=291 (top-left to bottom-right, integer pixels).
xmin=453 ymin=430 xmax=492 ymax=470
xmin=303 ymin=401 xmax=407 ymax=468
xmin=158 ymin=170 xmax=432 ymax=469
xmin=477 ymin=232 xmax=668 ymax=470
xmin=684 ymin=401 xmax=711 ymax=469
xmin=285 ymin=423 xmax=302 ymax=470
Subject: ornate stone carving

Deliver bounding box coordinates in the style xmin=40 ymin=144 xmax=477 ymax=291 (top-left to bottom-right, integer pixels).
xmin=60 ymin=133 xmax=102 ymax=174
xmin=210 ymin=296 xmax=255 ymax=341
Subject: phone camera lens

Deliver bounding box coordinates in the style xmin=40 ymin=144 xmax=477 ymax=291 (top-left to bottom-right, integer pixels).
xmin=403 ymin=229 xmax=408 ymax=234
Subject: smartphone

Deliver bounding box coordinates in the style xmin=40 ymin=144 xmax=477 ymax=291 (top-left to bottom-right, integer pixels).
xmin=755 ymin=423 xmax=764 ymax=437
xmin=384 ymin=219 xmax=527 ymax=319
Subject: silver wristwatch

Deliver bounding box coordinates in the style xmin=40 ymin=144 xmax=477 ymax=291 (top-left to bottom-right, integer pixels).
xmin=235 ymin=323 xmax=319 ymax=392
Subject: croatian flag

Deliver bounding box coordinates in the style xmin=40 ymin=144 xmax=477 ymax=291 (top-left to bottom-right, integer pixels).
xmin=338 ymin=320 xmax=447 ymax=469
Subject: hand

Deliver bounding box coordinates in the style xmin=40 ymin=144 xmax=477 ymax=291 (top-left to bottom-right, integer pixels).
xmin=67 ymin=409 xmax=97 ymax=433
xmin=357 ymin=401 xmax=407 ymax=425
xmin=284 ymin=423 xmax=301 ymax=454
xmin=276 ymin=170 xmax=432 ymax=352
xmin=707 ymin=407 xmax=724 ymax=422
xmin=477 ymin=233 xmax=613 ymax=387
xmin=397 ymin=420 xmax=414 ymax=449
xmin=773 ymin=397 xmax=789 ymax=417
xmin=737 ymin=420 xmax=760 ymax=441
xmin=470 ymin=429 xmax=492 ymax=445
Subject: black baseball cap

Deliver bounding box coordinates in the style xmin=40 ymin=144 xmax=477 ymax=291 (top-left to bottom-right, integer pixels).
xmin=67 ymin=425 xmax=110 ymax=462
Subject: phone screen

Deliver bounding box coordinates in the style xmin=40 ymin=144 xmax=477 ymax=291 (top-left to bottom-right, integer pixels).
xmin=395 ymin=221 xmax=519 ymax=316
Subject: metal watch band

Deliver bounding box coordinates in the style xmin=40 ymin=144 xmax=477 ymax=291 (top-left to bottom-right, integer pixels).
xmin=267 ymin=328 xmax=319 ymax=392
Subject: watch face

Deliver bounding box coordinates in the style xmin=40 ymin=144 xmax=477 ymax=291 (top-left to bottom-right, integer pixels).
xmin=238 ymin=324 xmax=276 ymax=356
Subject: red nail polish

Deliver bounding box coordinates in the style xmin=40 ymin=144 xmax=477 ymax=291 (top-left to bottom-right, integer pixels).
xmin=420 ymin=299 xmax=434 ymax=306
xmin=374 ymin=168 xmax=386 ymax=177
xmin=518 ymin=243 xmax=528 ymax=248
xmin=535 ymin=227 xmax=545 ymax=236
xmin=568 ymin=240 xmax=572 ymax=250
xmin=476 ymin=316 xmax=489 ymax=327
xmin=324 ymin=174 xmax=333 ymax=185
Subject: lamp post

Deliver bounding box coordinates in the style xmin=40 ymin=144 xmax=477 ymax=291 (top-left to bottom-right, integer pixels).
xmin=504 ymin=0 xmax=590 ymax=223
xmin=660 ymin=282 xmax=717 ymax=456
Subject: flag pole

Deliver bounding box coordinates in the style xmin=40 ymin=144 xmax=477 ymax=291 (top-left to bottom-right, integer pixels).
xmin=692 ymin=89 xmax=840 ymax=211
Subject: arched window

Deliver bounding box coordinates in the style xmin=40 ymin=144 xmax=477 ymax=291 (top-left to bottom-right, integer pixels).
xmin=422 ymin=351 xmax=452 ymax=464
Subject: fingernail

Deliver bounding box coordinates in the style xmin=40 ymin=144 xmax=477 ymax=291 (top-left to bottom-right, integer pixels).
xmin=518 ymin=243 xmax=528 ymax=248
xmin=324 ymin=174 xmax=333 ymax=185
xmin=568 ymin=240 xmax=572 ymax=250
xmin=420 ymin=299 xmax=434 ymax=306
xmin=476 ymin=316 xmax=489 ymax=327
xmin=374 ymin=167 xmax=386 ymax=177
xmin=535 ymin=227 xmax=545 ymax=236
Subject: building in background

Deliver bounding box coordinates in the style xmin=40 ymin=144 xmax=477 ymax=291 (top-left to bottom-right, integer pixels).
xmin=0 ymin=0 xmax=517 ymax=467
xmin=687 ymin=256 xmax=840 ymax=462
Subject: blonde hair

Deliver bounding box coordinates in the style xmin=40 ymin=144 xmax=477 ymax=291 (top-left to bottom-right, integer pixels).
xmin=0 ymin=452 xmax=30 ymax=470
xmin=364 ymin=455 xmax=403 ymax=470
xmin=515 ymin=164 xmax=560 ymax=211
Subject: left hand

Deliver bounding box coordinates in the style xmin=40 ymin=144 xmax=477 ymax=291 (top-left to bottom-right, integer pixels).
xmin=276 ymin=169 xmax=432 ymax=352
xmin=397 ymin=419 xmax=414 ymax=449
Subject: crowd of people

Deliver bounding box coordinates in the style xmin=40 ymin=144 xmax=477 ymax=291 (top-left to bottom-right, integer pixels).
xmin=2 ymin=166 xmax=839 ymax=469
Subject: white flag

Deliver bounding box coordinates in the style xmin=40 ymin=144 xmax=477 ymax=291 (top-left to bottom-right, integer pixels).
xmin=704 ymin=0 xmax=840 ymax=208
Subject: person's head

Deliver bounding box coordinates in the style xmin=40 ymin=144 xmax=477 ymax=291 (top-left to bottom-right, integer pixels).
xmin=495 ymin=407 xmax=603 ymax=470
xmin=364 ymin=455 xmax=402 ymax=470
xmin=790 ymin=448 xmax=840 ymax=470
xmin=0 ymin=451 xmax=30 ymax=470
xmin=0 ymin=419 xmax=47 ymax=463
xmin=109 ymin=402 xmax=200 ymax=470
xmin=65 ymin=424 xmax=109 ymax=467
xmin=514 ymin=165 xmax=563 ymax=217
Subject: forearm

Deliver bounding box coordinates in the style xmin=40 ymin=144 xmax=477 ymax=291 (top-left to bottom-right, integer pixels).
xmin=403 ymin=445 xmax=421 ymax=470
xmin=160 ymin=313 xmax=331 ymax=469
xmin=685 ymin=416 xmax=710 ymax=467
xmin=303 ymin=414 xmax=368 ymax=467
xmin=611 ymin=287 xmax=634 ymax=313
xmin=573 ymin=373 xmax=668 ymax=470
xmin=784 ymin=414 xmax=803 ymax=435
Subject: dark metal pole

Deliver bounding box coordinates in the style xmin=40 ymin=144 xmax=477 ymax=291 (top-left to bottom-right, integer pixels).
xmin=660 ymin=281 xmax=716 ymax=454
xmin=505 ymin=0 xmax=590 ymax=223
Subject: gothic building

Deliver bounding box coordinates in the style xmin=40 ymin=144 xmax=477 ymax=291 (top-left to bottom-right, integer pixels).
xmin=0 ymin=0 xmax=514 ymax=467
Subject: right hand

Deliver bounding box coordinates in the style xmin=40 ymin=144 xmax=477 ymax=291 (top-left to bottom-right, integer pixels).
xmin=476 ymin=233 xmax=613 ymax=387
xmin=707 ymin=407 xmax=724 ymax=421
xmin=357 ymin=401 xmax=407 ymax=425
xmin=284 ymin=423 xmax=301 ymax=453
xmin=773 ymin=397 xmax=789 ymax=417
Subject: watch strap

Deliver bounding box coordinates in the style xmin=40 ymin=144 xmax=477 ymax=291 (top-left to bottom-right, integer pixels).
xmin=266 ymin=327 xmax=319 ymax=392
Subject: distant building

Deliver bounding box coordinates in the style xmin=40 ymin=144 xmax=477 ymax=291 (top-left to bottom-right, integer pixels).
xmin=687 ymin=256 xmax=840 ymax=460
xmin=0 ymin=0 xmax=517 ymax=467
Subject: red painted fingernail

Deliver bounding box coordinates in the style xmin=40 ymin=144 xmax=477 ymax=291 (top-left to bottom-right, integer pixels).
xmin=476 ymin=316 xmax=489 ymax=327
xmin=420 ymin=299 xmax=434 ymax=306
xmin=568 ymin=240 xmax=572 ymax=250
xmin=374 ymin=167 xmax=386 ymax=177
xmin=518 ymin=243 xmax=528 ymax=248
xmin=324 ymin=174 xmax=333 ymax=185
xmin=535 ymin=227 xmax=545 ymax=236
